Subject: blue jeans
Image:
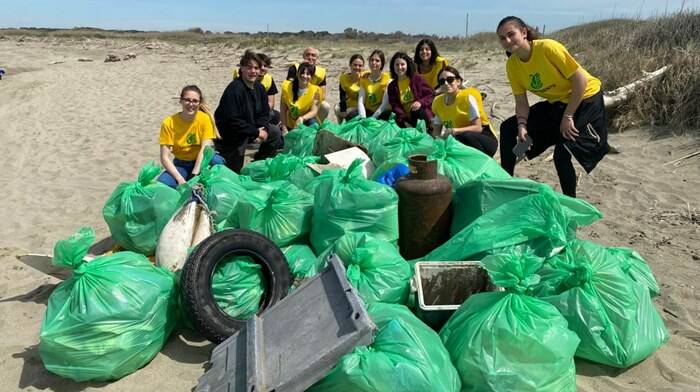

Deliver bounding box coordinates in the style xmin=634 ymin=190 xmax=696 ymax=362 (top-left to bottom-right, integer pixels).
xmin=158 ymin=153 xmax=226 ymax=188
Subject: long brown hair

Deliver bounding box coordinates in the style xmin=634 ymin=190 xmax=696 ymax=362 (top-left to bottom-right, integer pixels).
xmin=180 ymin=85 xmax=219 ymax=139
xmin=497 ymin=16 xmax=540 ymax=57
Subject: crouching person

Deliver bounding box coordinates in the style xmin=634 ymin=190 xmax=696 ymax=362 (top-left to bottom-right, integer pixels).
xmin=215 ymin=50 xmax=283 ymax=173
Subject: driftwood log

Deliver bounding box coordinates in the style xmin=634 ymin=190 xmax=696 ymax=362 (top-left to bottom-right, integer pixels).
xmin=603 ymin=66 xmax=669 ymax=108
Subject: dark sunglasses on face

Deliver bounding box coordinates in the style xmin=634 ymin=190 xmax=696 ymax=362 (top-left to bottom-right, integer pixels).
xmin=439 ymin=76 xmax=457 ymax=85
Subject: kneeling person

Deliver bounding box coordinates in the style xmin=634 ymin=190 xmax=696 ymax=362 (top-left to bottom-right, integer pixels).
xmin=215 ymin=50 xmax=282 ymax=173
xmin=431 ymin=66 xmax=498 ymax=157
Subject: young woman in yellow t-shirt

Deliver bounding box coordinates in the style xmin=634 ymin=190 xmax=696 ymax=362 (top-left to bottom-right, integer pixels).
xmin=335 ymin=54 xmax=366 ymax=122
xmin=158 ymin=85 xmax=224 ymax=188
xmin=358 ymin=49 xmax=392 ymax=120
xmin=280 ymin=62 xmax=321 ymax=134
xmin=414 ymin=38 xmax=449 ymax=91
xmin=431 ymin=66 xmax=498 ymax=157
xmin=497 ymin=16 xmax=609 ymax=198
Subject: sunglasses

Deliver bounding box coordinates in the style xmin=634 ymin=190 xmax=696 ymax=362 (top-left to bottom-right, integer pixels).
xmin=439 ymin=76 xmax=458 ymax=85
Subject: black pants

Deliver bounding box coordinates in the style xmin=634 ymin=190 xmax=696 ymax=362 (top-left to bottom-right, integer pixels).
xmin=398 ymin=108 xmax=429 ymax=128
xmin=499 ymin=91 xmax=608 ymax=198
xmin=365 ymin=109 xmax=392 ymax=121
xmin=455 ymin=126 xmax=498 ymax=157
xmin=215 ymin=123 xmax=283 ymax=173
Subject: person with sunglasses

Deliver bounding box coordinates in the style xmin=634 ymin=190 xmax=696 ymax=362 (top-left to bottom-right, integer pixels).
xmin=431 ymin=66 xmax=498 ymax=157
xmin=215 ymin=50 xmax=283 ymax=173
xmin=497 ymin=16 xmax=609 ymax=198
xmin=158 ymin=85 xmax=225 ymax=187
xmin=280 ymin=62 xmax=322 ymax=133
xmin=386 ymin=51 xmax=434 ymax=128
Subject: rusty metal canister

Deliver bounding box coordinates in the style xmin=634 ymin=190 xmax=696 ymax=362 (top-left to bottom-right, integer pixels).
xmin=395 ymin=155 xmax=453 ymax=260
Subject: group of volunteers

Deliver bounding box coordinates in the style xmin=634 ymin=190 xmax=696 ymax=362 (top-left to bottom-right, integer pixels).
xmin=157 ymin=16 xmax=609 ymax=198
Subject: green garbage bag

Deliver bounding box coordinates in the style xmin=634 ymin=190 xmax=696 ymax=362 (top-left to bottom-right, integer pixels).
xmin=237 ymin=181 xmax=314 ymax=246
xmin=428 ymin=136 xmax=510 ymax=190
xmin=241 ymin=153 xmax=320 ymax=190
xmin=211 ymin=255 xmax=265 ymax=319
xmin=532 ymin=239 xmax=669 ymax=367
xmin=102 ymin=162 xmax=182 ymax=255
xmin=281 ymin=244 xmax=322 ymax=281
xmin=608 ymin=246 xmax=661 ymax=297
xmin=451 ymin=178 xmax=602 ymax=236
xmin=310 ymin=159 xmax=399 ymax=253
xmin=422 ymin=185 xmax=586 ymax=262
xmin=439 ymin=251 xmax=579 ymax=392
xmin=371 ymin=128 xmax=434 ymax=166
xmin=39 ymin=227 xmax=177 ymax=382
xmin=316 ymin=232 xmax=412 ymax=304
xmin=335 ymin=116 xmax=383 ymax=146
xmin=283 ymin=119 xmax=342 ymax=157
xmin=197 ymin=163 xmax=247 ymax=231
xmin=309 ymin=302 xmax=461 ymax=392
xmin=365 ymin=118 xmax=402 ymax=157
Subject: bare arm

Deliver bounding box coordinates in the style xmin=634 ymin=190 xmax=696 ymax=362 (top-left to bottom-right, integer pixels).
xmin=280 ymin=100 xmax=289 ymax=132
xmin=357 ymin=87 xmax=367 ymax=118
xmin=267 ymin=94 xmax=276 ymax=111
xmin=514 ymin=93 xmax=530 ymax=142
xmin=452 ymin=118 xmax=483 ymax=134
xmin=560 ymin=69 xmax=587 ymax=141
xmin=160 ymin=145 xmax=186 ymax=185
xmin=191 ymin=139 xmax=214 ymax=176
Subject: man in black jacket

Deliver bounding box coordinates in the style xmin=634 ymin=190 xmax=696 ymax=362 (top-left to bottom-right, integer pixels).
xmin=215 ymin=50 xmax=282 ymax=173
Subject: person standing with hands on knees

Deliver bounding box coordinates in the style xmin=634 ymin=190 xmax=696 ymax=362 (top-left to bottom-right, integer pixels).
xmin=215 ymin=50 xmax=282 ymax=173
xmin=497 ymin=16 xmax=609 ymax=198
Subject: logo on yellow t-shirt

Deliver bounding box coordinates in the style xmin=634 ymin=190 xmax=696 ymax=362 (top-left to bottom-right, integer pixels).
xmin=290 ymin=105 xmax=300 ymax=118
xmin=368 ymin=92 xmax=378 ymax=105
xmin=186 ymin=133 xmax=196 ymax=145
xmin=401 ymin=89 xmax=414 ymax=104
xmin=443 ymin=120 xmax=454 ymax=129
xmin=529 ymin=73 xmax=543 ymax=90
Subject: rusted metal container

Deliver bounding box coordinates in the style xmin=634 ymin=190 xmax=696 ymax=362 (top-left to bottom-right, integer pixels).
xmin=395 ymin=155 xmax=452 ymax=260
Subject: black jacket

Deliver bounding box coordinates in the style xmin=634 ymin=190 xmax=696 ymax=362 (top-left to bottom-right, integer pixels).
xmin=214 ymin=79 xmax=270 ymax=146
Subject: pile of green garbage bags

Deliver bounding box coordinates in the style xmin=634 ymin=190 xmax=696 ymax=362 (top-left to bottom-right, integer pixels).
xmin=39 ymin=227 xmax=177 ymax=381
xmin=440 ymin=251 xmax=580 ymax=392
xmin=47 ymin=117 xmax=667 ymax=388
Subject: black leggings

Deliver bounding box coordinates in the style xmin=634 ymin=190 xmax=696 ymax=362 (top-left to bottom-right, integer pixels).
xmin=499 ymin=93 xmax=607 ymax=198
xmin=455 ymin=126 xmax=498 ymax=157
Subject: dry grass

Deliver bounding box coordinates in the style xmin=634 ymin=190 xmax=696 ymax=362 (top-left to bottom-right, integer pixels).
xmin=3 ymin=13 xmax=699 ymax=133
xmin=552 ymin=12 xmax=700 ymax=133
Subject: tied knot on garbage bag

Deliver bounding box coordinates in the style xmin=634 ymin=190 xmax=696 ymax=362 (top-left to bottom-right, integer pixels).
xmin=52 ymin=226 xmax=95 ymax=271
xmin=482 ymin=250 xmax=544 ymax=294
xmin=562 ymin=263 xmax=595 ymax=289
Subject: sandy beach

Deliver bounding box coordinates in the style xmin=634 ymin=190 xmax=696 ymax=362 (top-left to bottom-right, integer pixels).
xmin=0 ymin=35 xmax=698 ymax=391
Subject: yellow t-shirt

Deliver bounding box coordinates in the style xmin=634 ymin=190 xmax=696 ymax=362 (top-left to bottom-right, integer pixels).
xmin=417 ymin=55 xmax=448 ymax=89
xmin=281 ymin=80 xmax=321 ymax=126
xmin=232 ymin=69 xmax=274 ymax=92
xmin=398 ymin=77 xmax=415 ymax=114
xmin=506 ymin=39 xmax=601 ymax=103
xmin=159 ymin=110 xmax=216 ymax=161
xmin=432 ymin=88 xmax=495 ymax=137
xmin=360 ymin=72 xmax=391 ymax=112
xmin=338 ymin=71 xmax=368 ymax=109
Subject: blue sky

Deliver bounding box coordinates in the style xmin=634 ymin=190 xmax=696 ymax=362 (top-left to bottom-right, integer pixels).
xmin=2 ymin=0 xmax=698 ymax=36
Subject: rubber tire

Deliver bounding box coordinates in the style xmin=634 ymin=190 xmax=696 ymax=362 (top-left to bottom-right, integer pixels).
xmin=180 ymin=229 xmax=291 ymax=343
